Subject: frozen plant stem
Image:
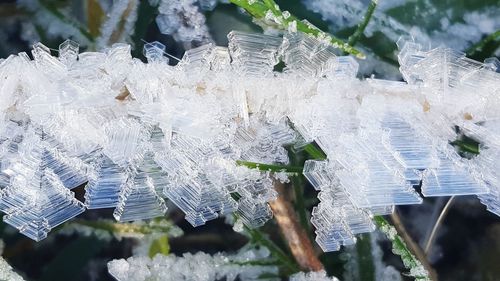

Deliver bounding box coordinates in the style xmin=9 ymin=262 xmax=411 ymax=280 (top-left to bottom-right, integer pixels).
xmin=466 ymin=29 xmax=500 ymax=57
xmin=347 ymin=0 xmax=378 ymax=47
xmin=424 ymin=196 xmax=456 ymax=255
xmin=38 ymin=0 xmax=94 ymax=42
xmin=270 ymin=181 xmax=324 ymax=271
xmin=242 ymin=221 xmax=299 ymax=273
xmin=229 ymin=0 xmax=365 ymax=58
xmin=375 ymin=216 xmax=434 ymax=281
xmin=390 ymin=212 xmax=438 ymax=280
xmin=236 ymin=160 xmax=303 ymax=174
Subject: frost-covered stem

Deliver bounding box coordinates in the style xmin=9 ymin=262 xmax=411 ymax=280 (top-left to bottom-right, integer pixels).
xmin=38 ymin=0 xmax=94 ymax=42
xmin=242 ymin=223 xmax=298 ymax=273
xmin=68 ymin=218 xmax=177 ymax=235
xmin=105 ymin=0 xmax=138 ymax=46
xmin=424 ymin=196 xmax=455 ymax=255
xmin=347 ymin=0 xmax=378 ymax=47
xmin=303 ymin=143 xmax=327 ymax=160
xmin=270 ymin=182 xmax=324 ymax=272
xmin=228 ymin=0 xmax=365 ymax=58
xmin=356 ymin=233 xmax=375 ymax=281
xmin=466 ymin=29 xmax=500 ymax=57
xmin=236 ymin=160 xmax=303 ymax=174
xmin=375 ymin=215 xmax=435 ymax=281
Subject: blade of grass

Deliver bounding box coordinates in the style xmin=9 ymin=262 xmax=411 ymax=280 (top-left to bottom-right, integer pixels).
xmin=374 ymin=216 xmax=433 ymax=281
xmin=303 ymin=143 xmax=327 ymax=160
xmin=236 ymin=160 xmax=303 ymax=174
xmin=347 ymin=0 xmax=378 ymax=47
xmin=39 ymin=0 xmax=94 ymax=42
xmin=229 ymin=0 xmax=365 ymax=58
xmin=466 ymin=29 xmax=500 ymax=58
xmin=242 ymin=221 xmax=299 ymax=274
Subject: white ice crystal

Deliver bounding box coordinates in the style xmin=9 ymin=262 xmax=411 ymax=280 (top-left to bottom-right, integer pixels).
xmin=0 ymin=30 xmax=498 ymax=254
xmin=290 ymin=270 xmax=339 ymax=281
xmin=107 ymin=248 xmax=278 ymax=281
xmin=155 ymin=0 xmax=213 ymax=47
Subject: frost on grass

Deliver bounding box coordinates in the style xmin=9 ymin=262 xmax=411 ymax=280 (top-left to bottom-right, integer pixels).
xmin=0 ymin=31 xmax=498 ymax=254
xmin=107 ymin=248 xmax=278 ymax=281
xmin=155 ymin=0 xmax=214 ymax=47
xmin=290 ymin=270 xmax=339 ymax=281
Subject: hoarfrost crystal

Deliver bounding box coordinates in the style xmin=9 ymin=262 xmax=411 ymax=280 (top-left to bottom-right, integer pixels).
xmin=0 ymin=31 xmax=498 ymax=253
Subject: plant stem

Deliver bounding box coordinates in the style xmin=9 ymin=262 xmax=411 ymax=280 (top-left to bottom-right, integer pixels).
xmin=39 ymin=0 xmax=94 ymax=42
xmin=356 ymin=233 xmax=375 ymax=281
xmin=424 ymin=196 xmax=455 ymax=255
xmin=375 ymin=215 xmax=435 ymax=281
xmin=390 ymin=212 xmax=438 ymax=280
xmin=236 ymin=160 xmax=303 ymax=173
xmin=228 ymin=0 xmax=365 ymax=58
xmin=270 ymin=181 xmax=324 ymax=271
xmin=466 ymin=29 xmax=500 ymax=57
xmin=288 ymin=149 xmax=312 ymax=238
xmin=243 ymin=223 xmax=299 ymax=273
xmin=303 ymin=143 xmax=327 ymax=160
xmin=348 ymin=0 xmax=378 ymax=47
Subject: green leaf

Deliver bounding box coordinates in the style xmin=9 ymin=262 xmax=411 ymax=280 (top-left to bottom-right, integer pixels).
xmin=148 ymin=235 xmax=170 ymax=258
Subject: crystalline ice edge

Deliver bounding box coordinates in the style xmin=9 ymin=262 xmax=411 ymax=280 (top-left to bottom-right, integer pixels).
xmin=0 ymin=32 xmax=498 ymax=249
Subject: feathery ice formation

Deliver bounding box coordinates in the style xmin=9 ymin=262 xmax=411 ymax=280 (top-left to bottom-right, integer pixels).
xmin=0 ymin=31 xmax=499 ymax=252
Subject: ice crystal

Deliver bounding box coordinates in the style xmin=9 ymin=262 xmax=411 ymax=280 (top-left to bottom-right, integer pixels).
xmin=290 ymin=270 xmax=339 ymax=281
xmin=107 ymin=248 xmax=277 ymax=281
xmin=155 ymin=0 xmax=213 ymax=47
xmin=0 ymin=30 xmax=498 ymax=254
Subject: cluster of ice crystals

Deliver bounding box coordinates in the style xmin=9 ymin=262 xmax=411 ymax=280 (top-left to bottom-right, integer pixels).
xmin=0 ymin=30 xmax=499 ymax=252
xmin=290 ymin=270 xmax=339 ymax=281
xmin=107 ymin=248 xmax=277 ymax=281
xmin=0 ymin=256 xmax=25 ymax=281
xmin=155 ymin=0 xmax=213 ymax=47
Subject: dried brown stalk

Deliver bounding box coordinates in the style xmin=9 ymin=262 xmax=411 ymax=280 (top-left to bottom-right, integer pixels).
xmin=269 ymin=181 xmax=324 ymax=272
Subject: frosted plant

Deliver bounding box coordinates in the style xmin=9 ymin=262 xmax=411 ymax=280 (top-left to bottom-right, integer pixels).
xmin=303 ymin=0 xmax=500 ymax=59
xmin=0 ymin=29 xmax=498 ymax=262
xmin=107 ymin=247 xmax=278 ymax=281
xmin=96 ymin=0 xmax=140 ymax=49
xmin=290 ymin=270 xmax=339 ymax=281
xmin=155 ymin=0 xmax=213 ymax=47
xmin=0 ymin=256 xmax=25 ymax=281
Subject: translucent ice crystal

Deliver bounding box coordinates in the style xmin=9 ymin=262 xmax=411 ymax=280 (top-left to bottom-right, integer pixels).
xmin=290 ymin=270 xmax=339 ymax=281
xmin=0 ymin=32 xmax=498 ymax=249
xmin=228 ymin=31 xmax=284 ymax=76
xmin=108 ymin=248 xmax=277 ymax=281
xmin=143 ymin=41 xmax=167 ymax=63
xmin=58 ymin=39 xmax=79 ymax=66
xmin=155 ymin=0 xmax=213 ymax=46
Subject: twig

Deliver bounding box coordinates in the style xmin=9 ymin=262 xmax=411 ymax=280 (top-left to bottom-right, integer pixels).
xmin=389 ymin=212 xmax=438 ymax=280
xmin=269 ymin=181 xmax=324 ymax=271
xmin=424 ymin=196 xmax=455 ymax=255
xmin=348 ymin=0 xmax=378 ymax=47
